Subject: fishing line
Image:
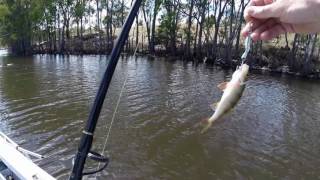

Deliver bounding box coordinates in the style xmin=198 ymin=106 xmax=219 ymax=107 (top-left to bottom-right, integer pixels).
xmin=241 ymin=23 xmax=253 ymax=65
xmin=95 ymin=42 xmax=140 ymax=177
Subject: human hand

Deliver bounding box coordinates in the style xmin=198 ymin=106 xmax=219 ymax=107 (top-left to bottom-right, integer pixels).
xmin=241 ymin=0 xmax=320 ymax=41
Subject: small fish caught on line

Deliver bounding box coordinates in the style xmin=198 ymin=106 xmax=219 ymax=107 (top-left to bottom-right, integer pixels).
xmin=201 ymin=63 xmax=249 ymax=133
xmin=201 ymin=26 xmax=253 ymax=133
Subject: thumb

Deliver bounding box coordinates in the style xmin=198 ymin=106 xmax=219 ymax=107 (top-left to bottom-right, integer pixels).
xmin=246 ymin=2 xmax=282 ymax=19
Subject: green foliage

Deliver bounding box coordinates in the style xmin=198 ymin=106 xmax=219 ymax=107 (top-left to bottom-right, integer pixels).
xmin=0 ymin=4 xmax=9 ymax=22
xmin=0 ymin=0 xmax=48 ymax=52
xmin=74 ymin=1 xmax=85 ymax=20
xmin=155 ymin=0 xmax=163 ymax=14
xmin=205 ymin=15 xmax=215 ymax=29
xmin=0 ymin=0 xmax=316 ymax=72
xmin=158 ymin=8 xmax=177 ymax=44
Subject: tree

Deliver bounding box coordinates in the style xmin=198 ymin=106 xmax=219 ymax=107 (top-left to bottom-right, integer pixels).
xmin=0 ymin=0 xmax=42 ymax=55
xmin=74 ymin=0 xmax=85 ymax=38
xmin=150 ymin=0 xmax=162 ymax=54
xmin=158 ymin=0 xmax=181 ymax=55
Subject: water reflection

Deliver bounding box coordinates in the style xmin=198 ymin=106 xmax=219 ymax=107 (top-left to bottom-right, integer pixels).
xmin=0 ymin=54 xmax=320 ymax=179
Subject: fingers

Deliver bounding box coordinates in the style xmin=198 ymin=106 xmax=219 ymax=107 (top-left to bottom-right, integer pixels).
xmin=242 ymin=0 xmax=283 ymax=40
xmin=260 ymin=24 xmax=286 ymax=40
xmin=241 ymin=18 xmax=266 ymax=37
xmin=251 ymin=19 xmax=278 ymax=41
xmin=244 ymin=0 xmax=281 ymax=23
xmin=251 ymin=0 xmax=274 ymax=6
xmin=244 ymin=0 xmax=275 ymax=22
xmin=242 ymin=18 xmax=280 ymax=41
xmin=249 ymin=22 xmax=314 ymax=41
xmin=245 ymin=2 xmax=282 ymax=20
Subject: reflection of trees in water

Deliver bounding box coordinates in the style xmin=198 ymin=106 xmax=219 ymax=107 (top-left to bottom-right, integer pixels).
xmin=283 ymin=78 xmax=320 ymax=155
xmin=0 ymin=56 xmax=40 ymax=100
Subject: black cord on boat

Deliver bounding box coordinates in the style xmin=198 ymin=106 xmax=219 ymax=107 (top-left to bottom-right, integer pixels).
xmin=69 ymin=0 xmax=143 ymax=179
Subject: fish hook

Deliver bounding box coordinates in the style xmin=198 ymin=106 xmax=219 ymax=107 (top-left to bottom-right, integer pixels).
xmin=241 ymin=23 xmax=253 ymax=65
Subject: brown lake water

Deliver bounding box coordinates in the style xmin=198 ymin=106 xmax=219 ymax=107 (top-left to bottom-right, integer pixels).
xmin=0 ymin=53 xmax=320 ymax=179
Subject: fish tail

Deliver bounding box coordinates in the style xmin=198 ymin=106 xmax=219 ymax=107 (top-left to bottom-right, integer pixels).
xmin=201 ymin=119 xmax=213 ymax=134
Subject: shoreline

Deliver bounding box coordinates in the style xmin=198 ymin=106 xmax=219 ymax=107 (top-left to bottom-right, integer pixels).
xmin=31 ymin=51 xmax=320 ymax=80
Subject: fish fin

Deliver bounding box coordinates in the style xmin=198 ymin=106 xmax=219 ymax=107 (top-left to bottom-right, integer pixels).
xmin=210 ymin=102 xmax=219 ymax=111
xmin=201 ymin=119 xmax=213 ymax=134
xmin=218 ymin=82 xmax=228 ymax=91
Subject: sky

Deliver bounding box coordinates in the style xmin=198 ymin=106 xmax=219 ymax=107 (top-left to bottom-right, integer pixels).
xmin=82 ymin=0 xmax=247 ymax=30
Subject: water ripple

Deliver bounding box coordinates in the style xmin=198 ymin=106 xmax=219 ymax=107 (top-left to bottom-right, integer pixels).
xmin=1 ymin=55 xmax=320 ymax=179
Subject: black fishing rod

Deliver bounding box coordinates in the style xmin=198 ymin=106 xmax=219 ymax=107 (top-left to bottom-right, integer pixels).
xmin=69 ymin=0 xmax=142 ymax=179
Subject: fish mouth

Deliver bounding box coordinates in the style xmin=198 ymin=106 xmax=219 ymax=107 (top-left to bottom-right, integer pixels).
xmin=240 ymin=64 xmax=249 ymax=73
xmin=239 ymin=64 xmax=249 ymax=82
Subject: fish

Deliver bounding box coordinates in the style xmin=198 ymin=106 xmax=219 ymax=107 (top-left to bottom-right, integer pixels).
xmin=201 ymin=63 xmax=249 ymax=133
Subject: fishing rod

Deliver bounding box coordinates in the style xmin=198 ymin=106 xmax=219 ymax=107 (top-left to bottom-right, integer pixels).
xmin=69 ymin=0 xmax=143 ymax=179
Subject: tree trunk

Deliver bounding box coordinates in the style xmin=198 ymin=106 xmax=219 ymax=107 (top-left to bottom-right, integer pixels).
xmin=96 ymin=0 xmax=101 ymax=53
xmin=224 ymin=0 xmax=235 ymax=66
xmin=142 ymin=6 xmax=151 ymax=53
xmin=289 ymin=34 xmax=299 ymax=71
xmin=209 ymin=0 xmax=228 ymax=63
xmin=197 ymin=1 xmax=206 ymax=59
xmin=58 ymin=12 xmax=62 ymax=52
xmin=185 ymin=0 xmax=194 ymax=58
xmin=194 ymin=20 xmax=199 ymax=56
xmin=61 ymin=23 xmax=65 ymax=53
xmin=303 ymin=34 xmax=318 ymax=75
xmin=235 ymin=10 xmax=244 ymax=54
xmin=136 ymin=11 xmax=139 ymax=49
xmin=110 ymin=1 xmax=114 ymax=47
xmin=150 ymin=0 xmax=160 ymax=54
xmin=96 ymin=0 xmax=100 ymax=31
xmin=285 ymin=33 xmax=289 ymax=49
xmin=106 ymin=0 xmax=110 ymax=51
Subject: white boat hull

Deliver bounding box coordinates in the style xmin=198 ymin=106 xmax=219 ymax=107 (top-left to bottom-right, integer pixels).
xmin=0 ymin=132 xmax=55 ymax=180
